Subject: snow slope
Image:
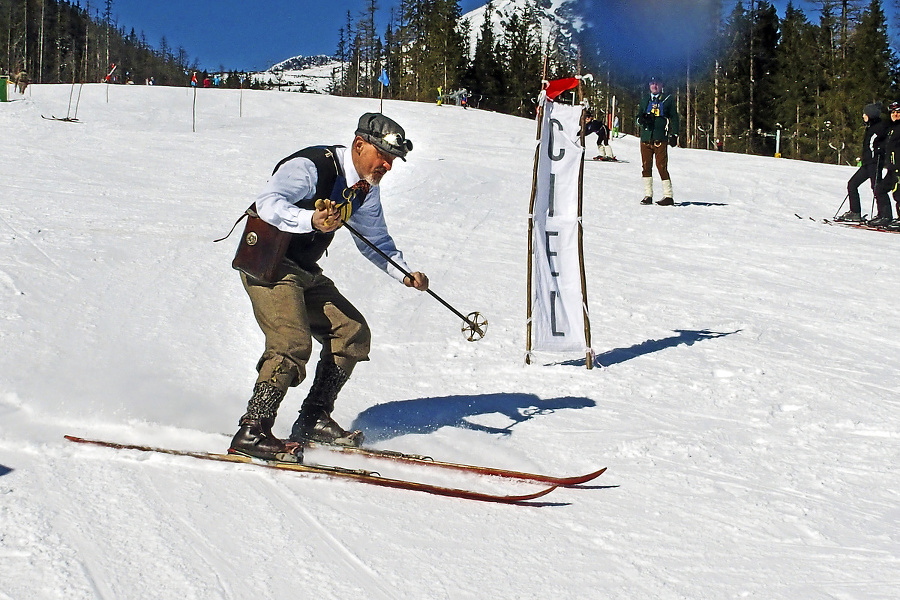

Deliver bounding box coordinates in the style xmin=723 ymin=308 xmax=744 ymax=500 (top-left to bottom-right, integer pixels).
xmin=1 ymin=84 xmax=898 ymax=599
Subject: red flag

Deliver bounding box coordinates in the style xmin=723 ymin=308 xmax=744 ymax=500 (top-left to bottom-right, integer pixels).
xmin=543 ymin=78 xmax=580 ymax=101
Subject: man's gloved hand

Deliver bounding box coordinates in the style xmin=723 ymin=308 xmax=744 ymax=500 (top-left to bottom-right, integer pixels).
xmin=638 ymin=113 xmax=654 ymax=128
xmin=669 ymin=135 xmax=678 ymax=147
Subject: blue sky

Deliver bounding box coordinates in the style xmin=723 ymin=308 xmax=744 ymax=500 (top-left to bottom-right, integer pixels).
xmin=110 ymin=1 xmax=885 ymax=73
xmin=111 ymin=0 xmax=487 ymax=72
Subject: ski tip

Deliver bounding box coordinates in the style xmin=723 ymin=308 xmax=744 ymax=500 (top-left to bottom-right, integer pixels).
xmin=554 ymin=466 xmax=608 ymax=486
xmin=507 ymin=484 xmax=559 ymax=503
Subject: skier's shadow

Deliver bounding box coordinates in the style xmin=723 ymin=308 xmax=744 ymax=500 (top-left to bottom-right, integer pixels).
xmin=558 ymin=328 xmax=741 ymax=368
xmin=676 ymin=201 xmax=728 ymax=207
xmin=0 ymin=464 xmax=12 ymax=477
xmin=351 ymin=393 xmax=596 ymax=443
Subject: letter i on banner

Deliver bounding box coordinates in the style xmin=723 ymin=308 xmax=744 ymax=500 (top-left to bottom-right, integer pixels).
xmin=526 ymin=94 xmax=593 ymax=367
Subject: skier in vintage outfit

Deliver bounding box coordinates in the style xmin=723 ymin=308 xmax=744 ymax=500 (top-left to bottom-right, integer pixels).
xmin=636 ymin=77 xmax=679 ymax=206
xmin=230 ymin=113 xmax=429 ymax=462
xmin=837 ymin=103 xmax=888 ymax=223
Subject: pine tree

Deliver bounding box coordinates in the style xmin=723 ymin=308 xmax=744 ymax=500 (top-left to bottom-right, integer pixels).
xmin=720 ymin=2 xmax=753 ymax=153
xmin=773 ymin=2 xmax=820 ymax=158
xmin=500 ymin=4 xmax=542 ymax=116
xmin=465 ymin=1 xmax=505 ymax=111
xmin=846 ymin=0 xmax=893 ymax=105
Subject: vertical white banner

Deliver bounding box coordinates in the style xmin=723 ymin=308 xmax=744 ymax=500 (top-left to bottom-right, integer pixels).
xmin=531 ymin=101 xmax=587 ymax=352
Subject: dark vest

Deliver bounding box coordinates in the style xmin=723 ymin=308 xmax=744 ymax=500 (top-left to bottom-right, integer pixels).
xmin=273 ymin=145 xmax=366 ymax=273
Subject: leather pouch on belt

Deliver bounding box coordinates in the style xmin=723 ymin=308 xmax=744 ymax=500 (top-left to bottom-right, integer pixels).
xmin=231 ymin=203 xmax=291 ymax=283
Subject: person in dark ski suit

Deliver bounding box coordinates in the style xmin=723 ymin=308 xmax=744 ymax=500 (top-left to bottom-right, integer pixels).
xmin=871 ymin=102 xmax=900 ymax=227
xmin=636 ymin=77 xmax=679 ymax=206
xmin=580 ymin=112 xmax=616 ymax=160
xmin=838 ymin=103 xmax=888 ymax=223
xmin=229 ymin=113 xmax=429 ymax=462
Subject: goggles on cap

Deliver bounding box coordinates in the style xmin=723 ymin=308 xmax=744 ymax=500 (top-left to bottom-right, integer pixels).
xmin=380 ymin=132 xmax=413 ymax=152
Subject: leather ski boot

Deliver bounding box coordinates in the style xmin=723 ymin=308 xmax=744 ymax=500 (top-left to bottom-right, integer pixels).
xmin=657 ymin=179 xmax=674 ymax=205
xmin=289 ymin=362 xmax=364 ymax=447
xmin=230 ymin=382 xmax=302 ymax=462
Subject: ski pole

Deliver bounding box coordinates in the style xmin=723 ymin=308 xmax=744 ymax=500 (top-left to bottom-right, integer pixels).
xmin=340 ymin=219 xmax=487 ymax=342
xmin=833 ymin=193 xmax=849 ymax=220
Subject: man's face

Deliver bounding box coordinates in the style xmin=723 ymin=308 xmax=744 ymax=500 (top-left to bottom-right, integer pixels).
xmin=352 ymin=136 xmax=396 ymax=185
xmin=649 ymin=82 xmax=661 ymax=95
xmin=892 ymin=109 xmax=900 ymax=122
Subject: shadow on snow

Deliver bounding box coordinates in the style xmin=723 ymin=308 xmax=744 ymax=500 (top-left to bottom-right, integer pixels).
xmin=351 ymin=393 xmax=596 ymax=443
xmin=554 ymin=328 xmax=742 ymax=368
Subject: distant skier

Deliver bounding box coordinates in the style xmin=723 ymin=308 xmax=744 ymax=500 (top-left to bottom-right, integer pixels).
xmin=636 ymin=77 xmax=679 ymax=206
xmin=836 ymin=103 xmax=887 ymax=223
xmin=580 ymin=112 xmax=616 ymax=161
xmin=871 ymin=101 xmax=900 ymax=228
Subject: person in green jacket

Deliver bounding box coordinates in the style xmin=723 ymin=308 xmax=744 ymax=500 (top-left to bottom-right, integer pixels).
xmin=636 ymin=77 xmax=679 ymax=205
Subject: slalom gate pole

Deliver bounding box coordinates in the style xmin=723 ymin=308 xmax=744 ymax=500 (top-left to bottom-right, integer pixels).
xmin=73 ymin=83 xmax=84 ymax=120
xmin=66 ymin=74 xmax=77 ymax=119
xmin=192 ymin=86 xmax=197 ymax=133
xmin=340 ymin=219 xmax=486 ymax=341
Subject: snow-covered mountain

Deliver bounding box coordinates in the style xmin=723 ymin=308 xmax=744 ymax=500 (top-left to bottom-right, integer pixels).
xmin=270 ymin=54 xmax=337 ymax=72
xmin=460 ymin=0 xmax=581 ymax=56
xmin=252 ymin=55 xmax=343 ymax=94
xmin=254 ymin=0 xmax=580 ymax=93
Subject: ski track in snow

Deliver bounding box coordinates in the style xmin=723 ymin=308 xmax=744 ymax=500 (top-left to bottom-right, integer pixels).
xmin=0 ymin=83 xmax=898 ymax=599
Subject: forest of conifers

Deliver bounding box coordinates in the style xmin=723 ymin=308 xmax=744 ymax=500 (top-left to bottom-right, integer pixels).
xmin=3 ymin=0 xmax=897 ymax=164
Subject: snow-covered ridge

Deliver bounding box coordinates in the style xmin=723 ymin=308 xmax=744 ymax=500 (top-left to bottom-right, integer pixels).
xmin=461 ymin=0 xmax=579 ymax=55
xmin=251 ymin=55 xmax=344 ymax=93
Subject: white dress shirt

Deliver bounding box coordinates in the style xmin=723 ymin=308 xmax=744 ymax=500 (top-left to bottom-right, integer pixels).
xmin=254 ymin=146 xmax=411 ymax=281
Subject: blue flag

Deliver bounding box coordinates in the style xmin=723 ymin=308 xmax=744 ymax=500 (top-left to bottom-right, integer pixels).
xmin=378 ymin=69 xmax=389 ymax=87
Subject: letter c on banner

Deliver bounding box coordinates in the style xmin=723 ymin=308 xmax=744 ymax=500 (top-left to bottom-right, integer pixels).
xmin=548 ymin=118 xmax=566 ymax=161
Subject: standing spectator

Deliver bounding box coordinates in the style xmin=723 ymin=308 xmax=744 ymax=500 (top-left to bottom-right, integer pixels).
xmin=636 ymin=77 xmax=679 ymax=206
xmin=837 ymin=103 xmax=887 ymax=223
